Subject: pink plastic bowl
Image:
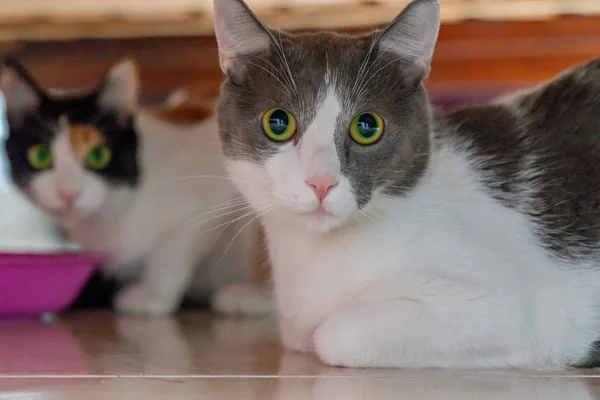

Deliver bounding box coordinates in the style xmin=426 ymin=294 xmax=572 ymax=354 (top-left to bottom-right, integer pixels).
xmin=0 ymin=253 xmax=103 ymax=318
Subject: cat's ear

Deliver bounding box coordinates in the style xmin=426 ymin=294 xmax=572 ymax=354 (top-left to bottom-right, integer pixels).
xmin=97 ymin=58 xmax=139 ymax=119
xmin=213 ymin=0 xmax=271 ymax=77
xmin=0 ymin=59 xmax=44 ymax=124
xmin=376 ymin=0 xmax=440 ymax=82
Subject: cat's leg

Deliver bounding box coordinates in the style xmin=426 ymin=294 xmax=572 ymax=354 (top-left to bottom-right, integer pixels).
xmin=115 ymin=234 xmax=202 ymax=316
xmin=206 ymin=219 xmax=276 ymax=317
xmin=313 ymin=300 xmax=520 ymax=368
xmin=211 ymin=282 xmax=275 ymax=317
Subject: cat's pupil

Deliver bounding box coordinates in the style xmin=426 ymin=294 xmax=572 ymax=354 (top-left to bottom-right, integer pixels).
xmin=357 ymin=113 xmax=379 ymax=138
xmin=91 ymin=148 xmax=101 ymax=160
xmin=269 ymin=109 xmax=289 ymax=135
xmin=38 ymin=149 xmax=48 ymax=161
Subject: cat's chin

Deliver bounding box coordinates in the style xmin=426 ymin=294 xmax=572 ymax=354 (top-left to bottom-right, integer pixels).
xmin=47 ymin=206 xmax=97 ymax=227
xmin=289 ymin=210 xmax=348 ymax=233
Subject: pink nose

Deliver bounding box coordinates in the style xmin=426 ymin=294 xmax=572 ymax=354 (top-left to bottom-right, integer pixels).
xmin=59 ymin=191 xmax=79 ymax=207
xmin=306 ymin=175 xmax=338 ymax=202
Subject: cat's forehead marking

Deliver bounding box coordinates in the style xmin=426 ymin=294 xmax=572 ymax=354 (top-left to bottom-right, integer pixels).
xmin=68 ymin=124 xmax=104 ymax=161
xmin=300 ymin=85 xmax=342 ymax=176
xmin=303 ymin=86 xmax=340 ymax=145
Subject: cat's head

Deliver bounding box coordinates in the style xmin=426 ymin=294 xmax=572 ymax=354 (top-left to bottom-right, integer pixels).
xmin=1 ymin=59 xmax=140 ymax=220
xmin=214 ymin=0 xmax=440 ymax=232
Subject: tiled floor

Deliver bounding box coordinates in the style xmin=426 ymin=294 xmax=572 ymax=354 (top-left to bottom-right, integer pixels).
xmin=1 ymin=313 xmax=600 ymax=399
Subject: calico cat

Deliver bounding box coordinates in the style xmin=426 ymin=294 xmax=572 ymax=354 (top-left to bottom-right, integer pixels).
xmin=1 ymin=58 xmax=272 ymax=316
xmin=213 ymin=0 xmax=600 ymax=368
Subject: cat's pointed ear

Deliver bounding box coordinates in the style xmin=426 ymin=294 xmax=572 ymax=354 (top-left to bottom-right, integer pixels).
xmin=213 ymin=0 xmax=271 ymax=76
xmin=97 ymin=58 xmax=139 ymax=119
xmin=0 ymin=59 xmax=44 ymax=124
xmin=377 ymin=0 xmax=440 ymax=81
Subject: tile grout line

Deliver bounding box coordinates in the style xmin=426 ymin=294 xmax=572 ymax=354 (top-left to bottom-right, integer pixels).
xmin=1 ymin=374 xmax=600 ymax=379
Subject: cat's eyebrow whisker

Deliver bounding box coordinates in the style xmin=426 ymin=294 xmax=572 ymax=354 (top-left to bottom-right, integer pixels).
xmin=244 ymin=60 xmax=291 ymax=96
xmin=255 ymin=56 xmax=290 ymax=88
xmin=355 ymin=55 xmax=403 ymax=100
xmin=353 ymin=38 xmax=400 ymax=98
xmin=352 ymin=36 xmax=381 ymax=97
xmin=267 ymin=29 xmax=298 ymax=96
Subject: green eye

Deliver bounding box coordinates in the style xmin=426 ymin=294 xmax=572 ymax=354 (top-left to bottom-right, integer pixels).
xmin=87 ymin=145 xmax=111 ymax=170
xmin=262 ymin=108 xmax=297 ymax=141
xmin=349 ymin=112 xmax=384 ymax=145
xmin=27 ymin=144 xmax=52 ymax=170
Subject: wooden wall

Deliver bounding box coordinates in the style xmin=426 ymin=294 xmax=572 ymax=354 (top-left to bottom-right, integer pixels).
xmin=4 ymin=15 xmax=600 ymax=102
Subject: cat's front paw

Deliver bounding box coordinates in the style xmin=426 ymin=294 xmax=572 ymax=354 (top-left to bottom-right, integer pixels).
xmin=313 ymin=314 xmax=367 ymax=368
xmin=211 ymin=283 xmax=276 ymax=317
xmin=115 ymin=284 xmax=178 ymax=316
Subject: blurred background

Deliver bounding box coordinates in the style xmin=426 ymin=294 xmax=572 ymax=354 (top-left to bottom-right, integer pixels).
xmin=1 ymin=0 xmax=599 ymax=107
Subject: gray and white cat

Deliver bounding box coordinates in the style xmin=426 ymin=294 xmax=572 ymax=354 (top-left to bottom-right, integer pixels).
xmin=1 ymin=58 xmax=272 ymax=317
xmin=214 ymin=0 xmax=600 ymax=368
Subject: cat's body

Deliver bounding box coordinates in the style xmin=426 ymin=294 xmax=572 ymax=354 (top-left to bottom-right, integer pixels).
xmin=214 ymin=0 xmax=600 ymax=368
xmin=1 ymin=59 xmax=272 ymax=316
xmin=65 ymin=110 xmax=260 ymax=313
xmin=261 ymin=72 xmax=600 ymax=367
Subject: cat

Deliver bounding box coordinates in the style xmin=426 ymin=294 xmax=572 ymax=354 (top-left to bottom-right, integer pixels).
xmin=213 ymin=0 xmax=600 ymax=368
xmin=1 ymin=58 xmax=273 ymax=317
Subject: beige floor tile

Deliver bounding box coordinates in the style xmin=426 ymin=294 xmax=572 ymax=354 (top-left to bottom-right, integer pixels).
xmin=1 ymin=312 xmax=600 ymax=399
xmin=2 ymin=377 xmax=600 ymax=399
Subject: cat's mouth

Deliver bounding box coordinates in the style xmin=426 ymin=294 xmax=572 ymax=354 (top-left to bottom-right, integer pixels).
xmin=296 ymin=203 xmax=342 ymax=222
xmin=292 ymin=205 xmax=347 ymax=232
xmin=302 ymin=208 xmax=333 ymax=217
xmin=45 ymin=205 xmax=77 ymax=221
xmin=49 ymin=208 xmax=72 ymax=220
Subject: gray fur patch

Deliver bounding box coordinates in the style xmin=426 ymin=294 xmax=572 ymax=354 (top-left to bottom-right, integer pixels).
xmin=438 ymin=59 xmax=600 ymax=261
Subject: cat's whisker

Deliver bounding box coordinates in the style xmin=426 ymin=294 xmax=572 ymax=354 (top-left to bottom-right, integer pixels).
xmin=202 ymin=202 xmax=277 ymax=253
xmin=190 ymin=200 xmax=256 ymax=219
xmin=188 ymin=199 xmax=274 ymax=226
xmin=151 ymin=174 xmax=268 ymax=187
xmin=358 ymin=208 xmax=376 ymax=224
xmin=364 ymin=207 xmax=385 ymax=221
xmin=186 ymin=208 xmax=256 ymax=237
xmin=216 ymin=204 xmax=279 ymax=267
xmin=187 ymin=200 xmax=277 ymax=237
xmin=204 ymin=196 xmax=250 ymax=210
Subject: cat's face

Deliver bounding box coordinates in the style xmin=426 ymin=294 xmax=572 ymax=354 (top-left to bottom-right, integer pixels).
xmin=1 ymin=60 xmax=140 ymax=220
xmin=215 ymin=0 xmax=440 ymax=232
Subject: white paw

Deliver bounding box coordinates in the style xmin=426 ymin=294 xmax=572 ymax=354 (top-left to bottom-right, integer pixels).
xmin=313 ymin=315 xmax=365 ymax=368
xmin=115 ymin=284 xmax=178 ymax=316
xmin=211 ymin=283 xmax=276 ymax=317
